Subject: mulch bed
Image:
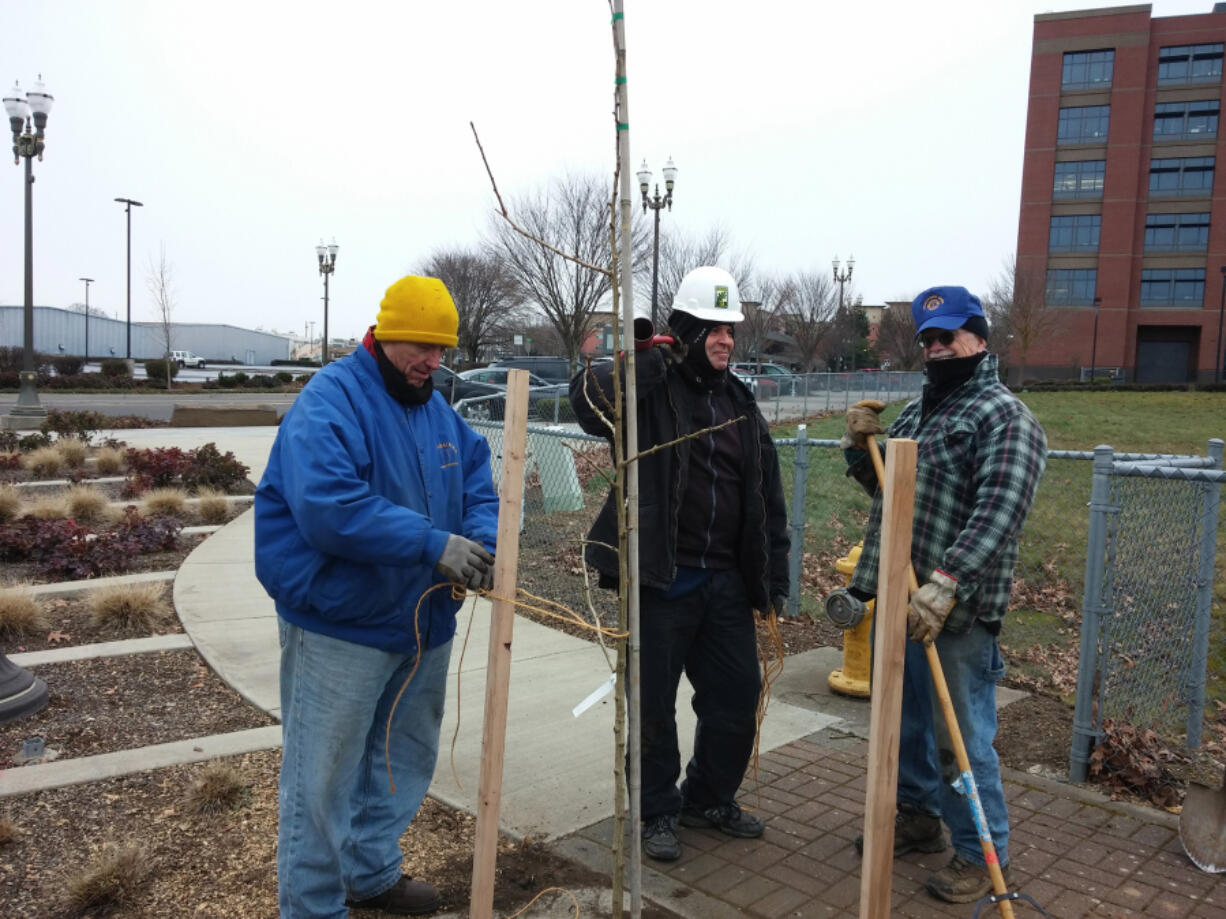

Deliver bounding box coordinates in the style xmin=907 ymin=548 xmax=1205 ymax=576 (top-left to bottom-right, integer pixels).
xmin=0 ymin=540 xmax=203 ymax=589
xmin=0 ymin=751 xmax=682 ymax=919
xmin=6 ymin=592 xmax=182 ymax=654
xmin=0 ymin=650 xmax=277 ymax=767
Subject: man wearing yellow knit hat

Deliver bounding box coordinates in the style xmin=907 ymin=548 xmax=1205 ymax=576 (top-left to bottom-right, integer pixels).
xmin=256 ymin=275 xmax=499 ymax=917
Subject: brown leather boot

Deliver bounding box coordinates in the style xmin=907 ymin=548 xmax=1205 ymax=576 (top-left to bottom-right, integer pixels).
xmin=345 ymin=875 xmax=441 ymax=915
xmin=854 ymin=803 xmax=946 ymax=856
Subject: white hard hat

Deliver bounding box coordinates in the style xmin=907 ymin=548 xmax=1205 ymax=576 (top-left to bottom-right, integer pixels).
xmin=671 ymin=266 xmax=743 ymax=324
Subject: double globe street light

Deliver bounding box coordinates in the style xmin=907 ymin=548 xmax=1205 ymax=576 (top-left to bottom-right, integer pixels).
xmin=316 ymin=239 xmax=338 ymax=364
xmin=832 ymin=254 xmax=856 ymax=372
xmin=637 ymin=157 xmax=677 ymax=330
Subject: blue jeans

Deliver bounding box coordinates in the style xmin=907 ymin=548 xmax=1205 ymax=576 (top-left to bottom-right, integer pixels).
xmin=897 ymin=624 xmax=1009 ymax=867
xmin=277 ymin=620 xmax=452 ymax=919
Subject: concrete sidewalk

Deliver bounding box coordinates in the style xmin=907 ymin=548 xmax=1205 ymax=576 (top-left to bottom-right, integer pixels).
xmin=59 ymin=426 xmax=1226 ymax=914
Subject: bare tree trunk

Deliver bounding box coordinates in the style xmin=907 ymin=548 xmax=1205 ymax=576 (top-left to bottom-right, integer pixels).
xmin=148 ymin=245 xmax=176 ymax=391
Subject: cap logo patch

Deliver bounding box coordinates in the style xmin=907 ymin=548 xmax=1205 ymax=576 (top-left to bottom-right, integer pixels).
xmin=714 ymin=285 xmax=729 ymax=310
xmin=922 ymin=294 xmax=944 ymax=312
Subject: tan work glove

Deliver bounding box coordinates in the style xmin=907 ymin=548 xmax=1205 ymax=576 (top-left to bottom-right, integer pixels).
xmin=908 ymin=570 xmax=958 ymax=643
xmin=840 ymin=399 xmax=886 ymax=450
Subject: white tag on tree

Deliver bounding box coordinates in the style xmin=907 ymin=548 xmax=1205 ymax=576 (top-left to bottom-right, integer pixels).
xmin=572 ymin=673 xmax=616 ymax=717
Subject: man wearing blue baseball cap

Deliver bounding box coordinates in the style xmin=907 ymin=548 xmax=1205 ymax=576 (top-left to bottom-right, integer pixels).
xmin=836 ymin=285 xmax=1047 ymax=904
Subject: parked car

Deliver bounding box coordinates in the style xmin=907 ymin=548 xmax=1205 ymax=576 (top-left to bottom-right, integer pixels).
xmin=170 ymin=350 xmax=206 ymax=368
xmin=457 ymin=367 xmax=568 ymax=399
xmin=432 ymin=365 xmax=504 ymax=420
xmin=488 ymin=355 xmax=572 ymax=384
xmin=730 ymin=368 xmax=779 ymax=401
xmin=731 ymin=361 xmax=799 ymax=396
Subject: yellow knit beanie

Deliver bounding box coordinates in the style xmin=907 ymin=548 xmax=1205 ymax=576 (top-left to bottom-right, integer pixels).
xmin=374 ymin=276 xmax=459 ymax=347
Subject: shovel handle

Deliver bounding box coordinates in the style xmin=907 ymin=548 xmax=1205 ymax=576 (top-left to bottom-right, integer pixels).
xmin=864 ymin=436 xmax=1015 ymax=918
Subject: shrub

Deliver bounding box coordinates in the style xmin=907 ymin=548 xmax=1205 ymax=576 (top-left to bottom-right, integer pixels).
xmin=25 ymin=446 xmax=62 ymax=478
xmin=184 ymin=762 xmax=249 ymax=815
xmin=43 ymin=372 xmax=112 ymax=390
xmin=99 ymin=358 xmax=132 ymax=380
xmin=27 ymin=495 xmax=70 ymax=519
xmin=143 ymin=358 xmax=179 ymax=382
xmin=217 ymin=371 xmax=247 ymax=388
xmin=18 ymin=432 xmax=51 ymax=452
xmin=65 ymin=843 xmax=150 ymax=915
xmin=42 ymin=409 xmax=107 ymax=443
xmin=65 ymin=484 xmax=110 ymax=522
xmin=140 ymin=487 xmax=189 ymax=518
xmin=274 ymin=370 xmax=294 ymax=384
xmin=124 ymin=446 xmax=193 ymax=489
xmin=0 ymin=508 xmax=181 ymax=580
xmin=183 ymin=443 xmax=250 ymax=492
xmin=0 ymin=584 xmax=46 ymax=639
xmin=194 ymin=487 xmax=231 ymax=524
xmin=0 ymin=814 xmax=16 ymax=846
xmin=54 ymin=437 xmax=89 ymax=469
xmin=0 ymin=370 xmax=17 ymax=390
xmin=88 ymin=581 xmax=171 ymax=633
xmin=51 ymin=355 xmax=84 ymax=376
xmin=0 ymin=484 xmax=21 ymax=522
xmin=245 ymin=373 xmax=276 ymax=388
xmin=0 ymin=452 xmax=22 ymax=471
xmin=95 ymin=445 xmax=125 ymax=475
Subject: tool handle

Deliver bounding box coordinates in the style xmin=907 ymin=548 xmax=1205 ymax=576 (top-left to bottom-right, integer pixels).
xmin=864 ymin=435 xmax=1015 ymax=918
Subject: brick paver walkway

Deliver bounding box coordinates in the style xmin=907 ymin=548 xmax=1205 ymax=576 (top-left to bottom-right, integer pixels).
xmin=571 ymin=734 xmax=1226 ymax=918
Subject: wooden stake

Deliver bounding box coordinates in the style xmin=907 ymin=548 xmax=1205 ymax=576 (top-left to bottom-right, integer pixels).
xmin=859 ymin=438 xmax=916 ymax=919
xmin=469 ymin=370 xmax=531 ymax=919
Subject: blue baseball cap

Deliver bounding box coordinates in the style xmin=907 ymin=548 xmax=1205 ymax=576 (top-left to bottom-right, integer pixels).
xmin=910 ymin=285 xmax=985 ymax=340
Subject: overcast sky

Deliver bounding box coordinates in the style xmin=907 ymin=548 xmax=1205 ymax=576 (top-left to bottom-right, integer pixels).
xmin=0 ymin=1 xmax=1214 ymax=342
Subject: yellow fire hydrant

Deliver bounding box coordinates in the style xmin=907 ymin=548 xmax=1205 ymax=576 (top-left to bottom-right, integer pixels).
xmin=826 ymin=543 xmax=873 ymax=698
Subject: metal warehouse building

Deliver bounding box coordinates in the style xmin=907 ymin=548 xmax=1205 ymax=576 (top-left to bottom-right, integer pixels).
xmin=0 ymin=306 xmax=293 ymax=365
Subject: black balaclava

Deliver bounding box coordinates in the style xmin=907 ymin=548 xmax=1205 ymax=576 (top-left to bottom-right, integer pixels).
xmin=373 ymin=338 xmax=434 ymax=406
xmin=667 ymin=309 xmax=735 ymax=387
xmin=921 ymin=318 xmax=989 ymax=418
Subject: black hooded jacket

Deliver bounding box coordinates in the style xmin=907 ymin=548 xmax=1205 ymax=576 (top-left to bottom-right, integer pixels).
xmin=568 ymin=345 xmax=790 ymax=611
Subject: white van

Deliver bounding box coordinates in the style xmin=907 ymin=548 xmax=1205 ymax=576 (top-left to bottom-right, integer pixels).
xmin=170 ymin=350 xmax=206 ymax=368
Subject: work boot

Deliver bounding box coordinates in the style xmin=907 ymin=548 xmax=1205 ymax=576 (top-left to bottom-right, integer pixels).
xmin=642 ymin=814 xmax=682 ymax=861
xmin=345 ymin=875 xmax=441 ymax=915
xmin=925 ymin=854 xmax=1013 ymax=904
xmin=679 ymin=801 xmax=765 ymax=838
xmin=854 ymin=804 xmax=946 ymax=856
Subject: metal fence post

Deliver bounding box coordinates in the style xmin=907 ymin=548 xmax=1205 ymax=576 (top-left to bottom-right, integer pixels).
xmin=1187 ymin=438 xmax=1223 ymax=748
xmin=787 ymin=424 xmax=809 ymax=618
xmin=1070 ymin=444 xmax=1114 ymax=782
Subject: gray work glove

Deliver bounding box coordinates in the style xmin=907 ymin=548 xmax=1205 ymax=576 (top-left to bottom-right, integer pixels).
xmin=908 ymin=570 xmax=958 ymax=643
xmin=840 ymin=399 xmax=886 ymax=450
xmin=436 ymin=534 xmax=495 ymax=591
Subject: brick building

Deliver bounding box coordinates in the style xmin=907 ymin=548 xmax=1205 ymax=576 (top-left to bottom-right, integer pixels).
xmin=1018 ymin=3 xmax=1226 ymax=382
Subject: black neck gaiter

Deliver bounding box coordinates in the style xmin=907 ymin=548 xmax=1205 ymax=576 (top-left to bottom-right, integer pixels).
xmin=373 ymin=339 xmax=434 ymax=406
xmin=667 ymin=310 xmax=732 ymax=391
xmin=922 ymin=351 xmax=987 ymax=419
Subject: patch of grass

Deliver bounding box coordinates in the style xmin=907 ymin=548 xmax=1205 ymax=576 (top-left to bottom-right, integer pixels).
xmin=0 ymin=584 xmax=47 ymax=639
xmin=65 ymin=843 xmax=150 ymax=915
xmin=64 ymin=484 xmax=110 ymax=522
xmin=140 ymin=487 xmax=189 ymax=518
xmin=26 ymin=495 xmax=70 ymax=519
xmin=54 ymin=436 xmax=88 ymax=469
xmin=94 ymin=445 xmax=125 ymax=475
xmin=194 ymin=487 xmax=231 ymax=525
xmin=88 ymin=582 xmax=171 ymax=633
xmin=0 ymin=814 xmax=16 ymax=846
xmin=25 ymin=446 xmax=62 ymax=478
xmin=0 ymin=483 xmax=21 ymax=522
xmin=184 ymin=761 xmax=250 ymax=815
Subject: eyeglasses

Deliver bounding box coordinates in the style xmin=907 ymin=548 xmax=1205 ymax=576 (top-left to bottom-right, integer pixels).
xmin=920 ymin=329 xmax=957 ymax=349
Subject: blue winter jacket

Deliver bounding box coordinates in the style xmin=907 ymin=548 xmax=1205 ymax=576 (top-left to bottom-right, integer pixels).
xmin=254 ymin=346 xmax=499 ymax=653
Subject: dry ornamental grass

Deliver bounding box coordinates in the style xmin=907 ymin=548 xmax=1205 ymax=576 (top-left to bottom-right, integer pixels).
xmin=54 ymin=437 xmax=88 ymax=469
xmin=0 ymin=585 xmax=46 ymax=639
xmin=25 ymin=446 xmax=63 ymax=478
xmin=185 ymin=762 xmax=250 ymax=815
xmin=65 ymin=843 xmax=151 ymax=915
xmin=94 ymin=445 xmax=125 ymax=475
xmin=0 ymin=814 xmax=16 ymax=846
xmin=88 ymin=582 xmax=171 ymax=633
xmin=26 ymin=495 xmax=70 ymax=520
xmin=64 ymin=484 xmax=110 ymax=522
xmin=194 ymin=487 xmax=231 ymax=525
xmin=140 ymin=487 xmax=189 ymax=518
xmin=0 ymin=483 xmax=21 ymax=522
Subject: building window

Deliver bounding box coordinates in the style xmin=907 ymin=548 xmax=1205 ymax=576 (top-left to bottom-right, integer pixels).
xmin=1062 ymin=49 xmax=1114 ymax=89
xmin=1053 ymin=160 xmax=1105 ymax=199
xmin=1049 ymin=215 xmax=1102 ymax=252
xmin=1153 ymin=100 xmax=1219 ymax=141
xmin=1140 ymin=268 xmax=1205 ymax=306
xmin=1149 ymin=157 xmax=1215 ymax=196
xmin=1158 ymin=43 xmax=1224 ymax=85
xmin=1144 ymin=212 xmax=1210 ymax=251
xmin=1057 ymin=105 xmax=1110 ymax=145
xmin=1046 ymin=268 xmax=1097 ymax=305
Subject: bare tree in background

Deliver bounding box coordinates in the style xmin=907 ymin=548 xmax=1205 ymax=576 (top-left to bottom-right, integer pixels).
xmin=873 ymin=300 xmax=925 ymax=370
xmin=734 ymin=272 xmax=786 ymax=365
xmin=147 ymin=245 xmax=176 ymax=391
xmin=417 ymin=247 xmax=525 ymax=365
xmin=644 ymin=225 xmax=755 ymax=327
xmin=779 ymin=270 xmax=838 ymax=371
xmin=489 ymin=173 xmax=647 ymax=367
xmin=985 ymin=255 xmax=1057 ymax=383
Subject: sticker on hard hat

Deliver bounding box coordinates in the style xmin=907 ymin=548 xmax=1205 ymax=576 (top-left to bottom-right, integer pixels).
xmin=922 ymin=294 xmax=944 ymax=312
xmin=714 ymin=286 xmax=729 ymax=310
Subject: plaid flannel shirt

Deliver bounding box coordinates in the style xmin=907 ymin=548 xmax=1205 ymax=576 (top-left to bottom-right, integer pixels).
xmin=848 ymin=353 xmax=1047 ymax=632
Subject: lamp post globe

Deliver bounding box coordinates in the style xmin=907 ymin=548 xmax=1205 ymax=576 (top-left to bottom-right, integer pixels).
xmin=316 ymin=238 xmax=338 ymax=364
xmin=832 ymin=254 xmax=856 ymax=373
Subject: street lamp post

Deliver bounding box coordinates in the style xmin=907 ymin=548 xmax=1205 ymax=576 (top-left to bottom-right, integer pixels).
xmin=114 ymin=197 xmax=143 ymax=360
xmin=79 ymin=277 xmax=94 ymax=361
xmin=316 ymin=238 xmax=338 ymax=364
xmin=3 ymin=76 xmax=55 ymax=422
xmin=832 ymin=254 xmax=856 ymax=372
xmin=1089 ymin=295 xmax=1102 ymax=383
xmin=637 ymin=157 xmax=677 ymax=330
